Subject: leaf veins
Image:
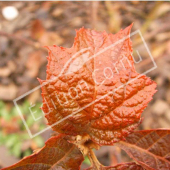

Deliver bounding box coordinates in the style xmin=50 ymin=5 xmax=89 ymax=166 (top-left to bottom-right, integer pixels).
xmin=39 ymin=24 xmax=157 ymax=145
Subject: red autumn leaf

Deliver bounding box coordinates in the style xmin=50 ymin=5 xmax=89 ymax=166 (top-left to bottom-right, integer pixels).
xmin=86 ymin=162 xmax=144 ymax=170
xmin=116 ymin=129 xmax=170 ymax=170
xmin=2 ymin=134 xmax=84 ymax=170
xmin=39 ymin=24 xmax=156 ymax=145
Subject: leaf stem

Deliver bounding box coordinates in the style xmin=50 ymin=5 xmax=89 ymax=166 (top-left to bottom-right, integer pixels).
xmin=87 ymin=149 xmax=102 ymax=170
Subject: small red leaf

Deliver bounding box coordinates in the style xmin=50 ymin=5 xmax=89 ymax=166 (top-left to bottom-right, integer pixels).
xmin=39 ymin=24 xmax=156 ymax=145
xmin=86 ymin=162 xmax=144 ymax=170
xmin=2 ymin=135 xmax=83 ymax=170
xmin=116 ymin=129 xmax=170 ymax=170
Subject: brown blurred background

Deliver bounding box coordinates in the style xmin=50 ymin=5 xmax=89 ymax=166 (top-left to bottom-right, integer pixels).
xmin=0 ymin=1 xmax=170 ymax=169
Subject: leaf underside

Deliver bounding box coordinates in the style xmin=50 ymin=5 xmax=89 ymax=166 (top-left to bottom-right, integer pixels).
xmin=2 ymin=135 xmax=83 ymax=170
xmin=116 ymin=129 xmax=170 ymax=170
xmin=39 ymin=24 xmax=157 ymax=145
xmin=86 ymin=162 xmax=144 ymax=170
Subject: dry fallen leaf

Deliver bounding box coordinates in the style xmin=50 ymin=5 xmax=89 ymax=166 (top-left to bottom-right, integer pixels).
xmin=0 ymin=83 xmax=18 ymax=101
xmin=25 ymin=50 xmax=45 ymax=78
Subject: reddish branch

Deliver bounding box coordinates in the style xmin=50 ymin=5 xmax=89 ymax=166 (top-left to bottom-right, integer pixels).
xmin=0 ymin=31 xmax=45 ymax=51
